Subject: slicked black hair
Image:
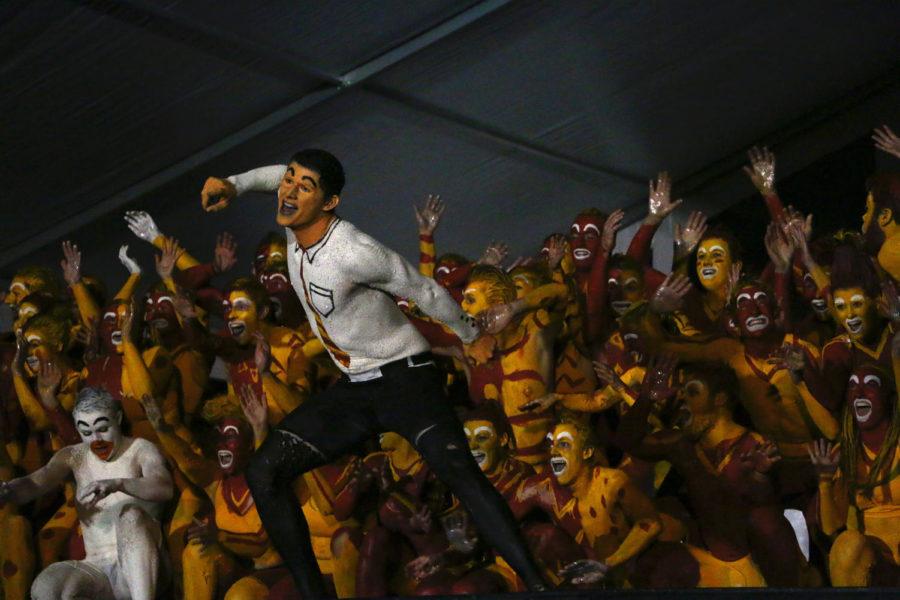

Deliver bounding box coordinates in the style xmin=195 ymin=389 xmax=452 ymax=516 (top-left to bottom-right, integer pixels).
xmin=289 ymin=149 xmax=345 ymax=200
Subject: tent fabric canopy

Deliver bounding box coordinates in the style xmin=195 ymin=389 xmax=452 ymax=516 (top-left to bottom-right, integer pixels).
xmin=2 ymin=0 xmax=899 ymax=286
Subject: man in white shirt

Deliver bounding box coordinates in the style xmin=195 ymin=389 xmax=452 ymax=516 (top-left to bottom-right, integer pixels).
xmin=200 ymin=149 xmax=546 ymax=597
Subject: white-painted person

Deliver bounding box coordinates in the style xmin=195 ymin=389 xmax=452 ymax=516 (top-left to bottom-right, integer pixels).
xmin=0 ymin=387 xmax=173 ymax=600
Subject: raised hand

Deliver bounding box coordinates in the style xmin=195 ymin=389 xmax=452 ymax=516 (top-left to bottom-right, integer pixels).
xmin=124 ymin=210 xmax=162 ymax=243
xmin=11 ymin=332 xmax=27 ymax=378
xmin=739 ymin=440 xmax=782 ymax=474
xmin=543 ymin=234 xmax=567 ymax=270
xmin=201 ymin=177 xmax=237 ymax=213
xmin=237 ymin=383 xmax=268 ymax=440
xmin=593 ymin=360 xmax=627 ymax=392
xmin=519 ymin=392 xmax=559 ymax=413
xmin=646 ymin=171 xmax=683 ymax=224
xmin=743 ymin=146 xmax=776 ymax=196
xmin=479 ymin=241 xmax=509 ymax=267
xmin=764 ymin=221 xmax=794 ymax=273
xmin=253 ymin=332 xmax=272 ymax=375
xmin=806 ymin=439 xmax=840 ymax=480
xmin=60 ymin=241 xmax=82 ymax=285
xmin=601 ymin=209 xmax=625 ymax=255
xmin=873 ymin=125 xmax=900 ymax=160
xmin=118 ymin=245 xmax=141 ymax=275
xmin=674 ymin=210 xmax=708 ymax=260
xmin=172 ymin=293 xmax=197 ymax=320
xmin=649 ymin=272 xmax=691 ymax=314
xmin=213 ymin=232 xmax=238 ymax=273
xmin=154 ymin=237 xmax=184 ymax=281
xmin=120 ymin=300 xmax=137 ymax=342
xmin=414 ymin=194 xmax=446 ymax=236
xmin=36 ymin=360 xmax=63 ymax=410
xmin=75 ymin=317 xmax=99 ymax=363
xmin=641 ymin=354 xmax=678 ymax=405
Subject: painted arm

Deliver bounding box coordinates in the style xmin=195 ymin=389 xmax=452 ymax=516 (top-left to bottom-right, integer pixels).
xmin=0 ymin=447 xmax=72 ymax=505
xmin=116 ymin=441 xmax=174 ymax=503
xmin=12 ymin=374 xmax=50 ymax=431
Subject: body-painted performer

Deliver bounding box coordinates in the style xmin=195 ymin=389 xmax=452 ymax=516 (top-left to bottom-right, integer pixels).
xmin=0 ymin=387 xmax=173 ymax=600
xmin=810 ymin=359 xmax=900 ymax=586
xmin=199 ymin=150 xmax=547 ymax=597
xmin=613 ymin=359 xmax=809 ymax=587
xmin=461 ymin=265 xmax=565 ymax=467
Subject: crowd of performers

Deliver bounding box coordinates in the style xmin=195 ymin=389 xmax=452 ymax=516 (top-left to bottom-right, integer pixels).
xmin=0 ymin=126 xmax=899 ymax=598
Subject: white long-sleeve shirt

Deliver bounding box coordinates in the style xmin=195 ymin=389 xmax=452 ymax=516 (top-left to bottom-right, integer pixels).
xmin=228 ymin=165 xmax=479 ymax=375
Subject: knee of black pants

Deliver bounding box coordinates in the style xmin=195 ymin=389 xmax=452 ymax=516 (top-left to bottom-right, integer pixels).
xmin=247 ymin=429 xmax=327 ymax=496
xmin=415 ymin=424 xmax=480 ymax=488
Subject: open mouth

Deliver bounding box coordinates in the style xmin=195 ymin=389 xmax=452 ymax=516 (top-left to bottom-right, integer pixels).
xmin=270 ymin=297 xmax=283 ymax=320
xmin=853 ymin=398 xmax=873 ymax=423
xmin=811 ymin=299 xmax=827 ymax=311
xmin=25 ymin=356 xmax=40 ymax=371
xmin=550 ymin=456 xmax=568 ymax=476
xmin=218 ymin=450 xmax=234 ymax=469
xmin=573 ymin=249 xmax=591 ymax=261
xmin=845 ymin=317 xmax=863 ymax=334
xmin=111 ymin=331 xmax=123 ymax=346
xmin=612 ymin=300 xmax=631 ymax=315
xmin=151 ymin=318 xmax=169 ymax=330
xmin=279 ymin=200 xmax=298 ymax=217
xmin=471 ymin=450 xmax=486 ymax=466
xmin=674 ymin=406 xmax=693 ymax=430
xmin=700 ymin=267 xmax=717 ymax=280
xmin=228 ymin=321 xmax=247 ymax=337
xmin=744 ymin=315 xmax=770 ymax=332
xmin=90 ymin=441 xmax=114 ymax=461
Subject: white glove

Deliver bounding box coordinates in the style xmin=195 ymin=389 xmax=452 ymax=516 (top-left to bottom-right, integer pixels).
xmin=118 ymin=245 xmax=141 ymax=275
xmin=124 ymin=210 xmax=162 ymax=243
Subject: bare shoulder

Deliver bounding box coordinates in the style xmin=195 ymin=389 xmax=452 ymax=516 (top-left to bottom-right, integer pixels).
xmin=129 ymin=437 xmax=166 ymax=463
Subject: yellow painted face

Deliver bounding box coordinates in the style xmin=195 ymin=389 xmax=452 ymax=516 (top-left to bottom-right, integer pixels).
xmin=22 ymin=327 xmax=61 ymax=377
xmin=862 ymin=193 xmax=875 ymax=234
xmin=224 ymin=291 xmax=261 ymax=345
xmin=5 ymin=275 xmax=38 ymax=307
xmin=695 ymin=237 xmax=732 ymax=291
xmin=14 ymin=300 xmax=40 ymax=335
xmin=831 ymin=287 xmax=874 ymax=341
xmin=461 ymin=280 xmax=492 ymax=317
xmin=464 ymin=419 xmax=506 ymax=473
xmin=512 ymin=274 xmax=535 ymax=300
xmin=548 ymin=423 xmax=591 ymax=486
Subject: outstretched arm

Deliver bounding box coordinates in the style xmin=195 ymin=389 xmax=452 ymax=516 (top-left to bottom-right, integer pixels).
xmin=200 ymin=165 xmax=288 ymax=212
xmin=743 ymin=146 xmax=785 ymax=222
xmin=0 ymin=447 xmax=72 ymax=505
xmin=414 ymin=194 xmax=445 ymax=277
xmin=627 ymin=172 xmax=683 ymax=266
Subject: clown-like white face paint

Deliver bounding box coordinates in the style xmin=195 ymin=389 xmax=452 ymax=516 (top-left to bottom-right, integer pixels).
xmin=464 ymin=421 xmax=503 ymax=473
xmin=548 ymin=424 xmax=589 ymax=486
xmin=846 ymin=367 xmax=887 ymax=430
xmin=75 ymin=409 xmax=124 ymax=462
xmin=695 ymin=238 xmax=732 ymax=292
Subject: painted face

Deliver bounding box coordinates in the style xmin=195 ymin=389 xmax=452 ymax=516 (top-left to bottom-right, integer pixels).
xmin=548 ymin=423 xmax=590 ymax=486
xmin=791 ymin=262 xmax=830 ymax=320
xmin=846 ymin=365 xmax=889 ymax=431
xmin=22 ymin=325 xmax=63 ymax=377
xmin=464 ymin=420 xmax=505 ymax=473
xmin=621 ymin=328 xmax=647 ymax=366
xmin=223 ymin=291 xmax=261 ymax=345
xmin=461 ymin=280 xmax=492 ymax=317
xmin=434 ymin=256 xmax=469 ymax=291
xmin=608 ymin=268 xmax=644 ymax=315
xmin=276 ymin=162 xmax=331 ymax=229
xmin=14 ymin=300 xmax=40 ymax=336
xmin=674 ymin=372 xmax=717 ymax=440
xmin=215 ymin=418 xmax=254 ymax=476
xmin=253 ymin=240 xmax=287 ymax=275
xmin=74 ymin=408 xmax=124 ymax=462
xmin=831 ymin=287 xmax=874 ymax=341
xmin=733 ymin=284 xmax=774 ymax=338
xmin=144 ymin=292 xmax=179 ymax=337
xmin=98 ymin=303 xmax=128 ymax=355
xmin=4 ymin=274 xmax=41 ymax=308
xmin=569 ymin=214 xmax=604 ymax=271
xmin=257 ymin=265 xmax=293 ymax=322
xmin=512 ymin=273 xmax=536 ymax=300
xmin=695 ymin=237 xmax=732 ymax=291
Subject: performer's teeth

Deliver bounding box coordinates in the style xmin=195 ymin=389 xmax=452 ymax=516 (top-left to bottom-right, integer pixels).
xmin=25 ymin=356 xmax=40 ymax=370
xmin=550 ymin=457 xmax=567 ymax=475
xmin=745 ymin=315 xmax=769 ymax=332
xmin=111 ymin=331 xmax=123 ymax=345
xmin=152 ymin=318 xmax=168 ymax=329
xmin=573 ymin=249 xmax=591 ymax=261
xmin=471 ymin=451 xmax=486 ymax=465
xmin=228 ymin=322 xmax=246 ymax=337
xmin=846 ymin=317 xmax=863 ymax=333
xmin=218 ymin=450 xmax=234 ymax=468
xmin=612 ymin=301 xmax=631 ymax=314
xmin=701 ymin=267 xmax=717 ymax=279
xmin=853 ymin=398 xmax=873 ymax=422
xmin=811 ymin=299 xmax=826 ymax=310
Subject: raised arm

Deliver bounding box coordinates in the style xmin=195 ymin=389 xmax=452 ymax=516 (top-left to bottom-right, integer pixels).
xmin=627 ymin=172 xmax=683 ymax=266
xmin=743 ymin=146 xmax=785 ymax=222
xmin=200 ymin=165 xmax=288 ymax=212
xmin=61 ymin=241 xmax=101 ymax=326
xmin=586 ymin=209 xmax=624 ymax=341
xmin=414 ymin=194 xmax=445 ymax=277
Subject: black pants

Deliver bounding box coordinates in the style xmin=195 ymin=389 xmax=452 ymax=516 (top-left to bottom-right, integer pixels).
xmin=246 ymin=353 xmax=546 ymax=598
